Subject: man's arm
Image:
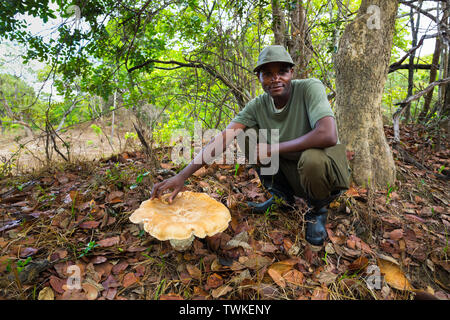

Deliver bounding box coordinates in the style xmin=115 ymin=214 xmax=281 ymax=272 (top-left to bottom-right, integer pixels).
xmin=279 ymin=116 xmax=337 ymax=153
xmin=259 ymin=116 xmax=337 ymax=159
xmin=178 ymin=121 xmax=247 ymax=179
xmin=151 ymin=121 xmax=247 ymax=202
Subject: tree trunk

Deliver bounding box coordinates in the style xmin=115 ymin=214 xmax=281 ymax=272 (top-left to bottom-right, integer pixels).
xmin=271 ymin=0 xmax=287 ymax=46
xmin=418 ymin=37 xmax=441 ymax=122
xmin=442 ymin=47 xmax=450 ymax=133
xmin=405 ymin=5 xmax=421 ymax=123
xmin=441 ymin=1 xmax=450 ymax=128
xmin=271 ymin=0 xmax=313 ymax=79
xmin=334 ymin=0 xmax=398 ymax=189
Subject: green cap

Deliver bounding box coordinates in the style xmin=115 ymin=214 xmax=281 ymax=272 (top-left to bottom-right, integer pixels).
xmin=253 ymin=45 xmax=295 ymax=73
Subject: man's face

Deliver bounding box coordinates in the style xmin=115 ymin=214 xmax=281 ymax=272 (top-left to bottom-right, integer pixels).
xmin=258 ymin=62 xmax=294 ymax=100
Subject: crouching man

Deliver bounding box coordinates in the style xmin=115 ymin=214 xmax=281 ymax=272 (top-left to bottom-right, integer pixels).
xmin=151 ymin=45 xmax=350 ymax=250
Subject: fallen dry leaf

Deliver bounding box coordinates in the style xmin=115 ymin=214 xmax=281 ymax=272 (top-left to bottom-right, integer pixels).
xmin=122 ymin=272 xmax=138 ymax=288
xmin=103 ymin=287 xmax=117 ymax=300
xmin=193 ymin=167 xmax=208 ymax=177
xmin=186 ymin=264 xmax=202 ymax=280
xmin=283 ymin=269 xmax=304 ymax=286
xmin=211 ymin=285 xmax=233 ymax=298
xmin=283 ymin=239 xmax=293 ymax=251
xmin=377 ymin=258 xmax=413 ymax=291
xmin=112 ymin=261 xmax=129 ymax=274
xmin=38 ymin=287 xmax=54 ymax=300
xmin=268 ymin=268 xmax=286 ymax=288
xmin=269 ymin=231 xmax=285 ymax=245
xmin=389 ymin=229 xmax=404 ymax=241
xmin=239 ymin=254 xmax=272 ymax=270
xmin=206 ymin=273 xmax=223 ymax=290
xmin=82 ymin=282 xmax=99 ymax=300
xmin=49 ymin=275 xmax=66 ymax=294
xmin=258 ymin=241 xmax=278 ymax=253
xmin=160 ymin=162 xmax=174 ymax=170
xmin=90 ymin=256 xmax=107 ymax=264
xmin=348 ymin=256 xmax=369 ymax=273
xmin=97 ymin=236 xmax=120 ymax=247
xmin=106 ymin=191 xmax=124 ymax=203
xmin=225 ymin=231 xmax=252 ymax=250
xmin=102 ymin=274 xmax=121 ymax=290
xmin=19 ymin=247 xmax=38 ymax=258
xmin=345 ymin=186 xmax=359 ymax=197
xmin=79 ymin=221 xmax=101 ymax=229
xmin=159 ymin=293 xmax=184 ymax=300
xmin=59 ymin=289 xmax=87 ymax=300
xmin=311 ymin=286 xmax=329 ymax=300
xmin=316 ymin=271 xmax=337 ymax=285
xmin=268 ymin=261 xmax=295 ymax=275
xmin=69 ymin=190 xmax=79 ymax=202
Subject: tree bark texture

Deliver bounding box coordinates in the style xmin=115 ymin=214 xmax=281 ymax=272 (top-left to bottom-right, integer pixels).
xmin=405 ymin=5 xmax=421 ymax=123
xmin=439 ymin=1 xmax=450 ymax=134
xmin=271 ymin=0 xmax=313 ymax=79
xmin=418 ymin=37 xmax=441 ymax=121
xmin=334 ymin=0 xmax=398 ymax=188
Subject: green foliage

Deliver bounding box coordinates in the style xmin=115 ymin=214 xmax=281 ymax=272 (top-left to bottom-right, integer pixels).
xmin=90 ymin=124 xmax=102 ymax=135
xmin=124 ymin=131 xmax=137 ymax=140
xmin=5 ymin=256 xmax=32 ymax=274
xmin=0 ymin=0 xmax=440 ymax=150
xmin=78 ymin=241 xmax=99 ymax=258
xmin=385 ymin=183 xmax=397 ymax=204
xmin=129 ymin=170 xmax=151 ymax=190
xmin=0 ymin=73 xmax=38 ymax=129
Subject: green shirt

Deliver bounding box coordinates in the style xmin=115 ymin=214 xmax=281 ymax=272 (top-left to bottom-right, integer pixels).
xmin=232 ymin=78 xmax=336 ymax=145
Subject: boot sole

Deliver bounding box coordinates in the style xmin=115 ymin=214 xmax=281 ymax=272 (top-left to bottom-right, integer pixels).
xmin=309 ymin=244 xmax=324 ymax=252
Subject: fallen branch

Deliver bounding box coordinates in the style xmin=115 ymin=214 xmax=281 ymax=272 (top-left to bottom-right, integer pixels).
xmin=393 ymin=143 xmax=449 ymax=181
xmin=392 ymin=77 xmax=450 ymax=143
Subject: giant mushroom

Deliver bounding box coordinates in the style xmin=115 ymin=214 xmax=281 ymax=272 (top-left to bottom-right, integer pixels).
xmin=129 ymin=191 xmax=231 ymax=251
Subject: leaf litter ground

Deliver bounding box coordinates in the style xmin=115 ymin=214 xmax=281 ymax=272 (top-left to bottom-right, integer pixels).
xmin=0 ymin=124 xmax=448 ymax=300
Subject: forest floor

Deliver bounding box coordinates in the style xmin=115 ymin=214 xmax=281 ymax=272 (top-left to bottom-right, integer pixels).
xmin=0 ymin=124 xmax=448 ymax=300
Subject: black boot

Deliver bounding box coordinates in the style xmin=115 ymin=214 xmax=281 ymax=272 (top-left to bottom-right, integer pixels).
xmin=247 ymin=167 xmax=295 ymax=214
xmin=304 ymin=190 xmax=343 ymax=248
xmin=305 ymin=207 xmax=328 ymax=247
xmin=247 ymin=188 xmax=293 ymax=213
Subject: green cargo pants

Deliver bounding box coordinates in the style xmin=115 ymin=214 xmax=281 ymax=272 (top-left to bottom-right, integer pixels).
xmin=236 ymin=126 xmax=351 ymax=205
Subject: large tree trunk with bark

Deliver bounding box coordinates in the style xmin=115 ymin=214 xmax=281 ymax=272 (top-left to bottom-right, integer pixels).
xmin=334 ymin=0 xmax=398 ymax=188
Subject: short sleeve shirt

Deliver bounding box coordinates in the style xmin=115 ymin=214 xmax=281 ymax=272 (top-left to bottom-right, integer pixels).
xmin=232 ymin=78 xmax=336 ymax=144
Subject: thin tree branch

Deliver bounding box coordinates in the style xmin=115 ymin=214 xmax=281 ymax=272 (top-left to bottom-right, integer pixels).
xmin=389 ymin=63 xmax=440 ymax=73
xmin=395 ymin=77 xmax=450 ymax=106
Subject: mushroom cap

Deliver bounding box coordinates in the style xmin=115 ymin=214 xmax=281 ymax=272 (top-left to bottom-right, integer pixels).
xmin=129 ymin=191 xmax=231 ymax=241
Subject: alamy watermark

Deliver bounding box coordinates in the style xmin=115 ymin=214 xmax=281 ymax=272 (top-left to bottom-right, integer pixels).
xmin=350 ymin=4 xmax=381 ymax=30
xmin=365 ymin=264 xmax=382 ymax=290
xmin=366 ymin=5 xmax=381 ymax=30
xmin=65 ymin=4 xmax=81 ymax=33
xmin=66 ymin=265 xmax=81 ymax=290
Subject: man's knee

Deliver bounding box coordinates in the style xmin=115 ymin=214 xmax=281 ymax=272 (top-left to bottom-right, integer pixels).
xmin=298 ymin=148 xmax=329 ymax=176
xmin=298 ymin=148 xmax=333 ymax=200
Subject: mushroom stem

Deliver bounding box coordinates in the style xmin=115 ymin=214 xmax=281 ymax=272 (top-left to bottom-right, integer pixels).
xmin=169 ymin=235 xmax=195 ymax=252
